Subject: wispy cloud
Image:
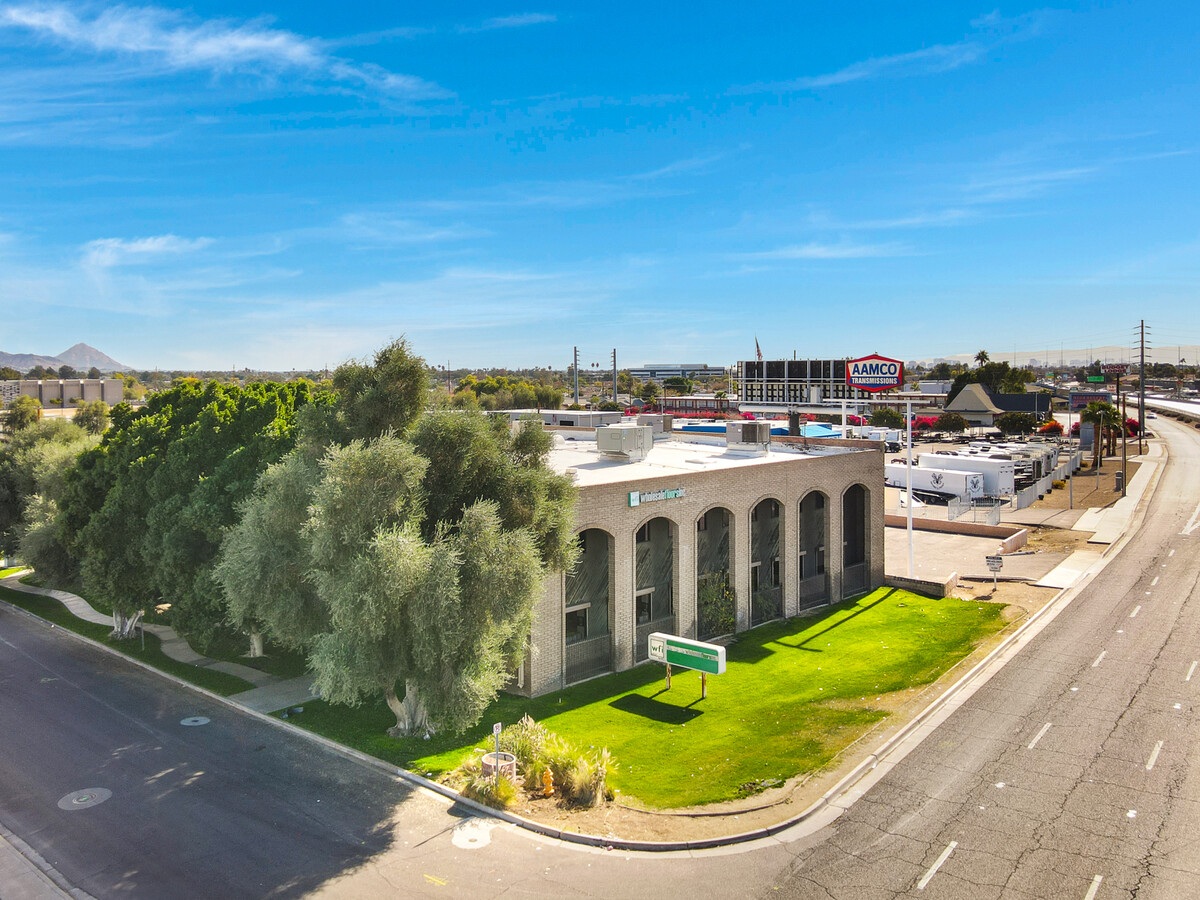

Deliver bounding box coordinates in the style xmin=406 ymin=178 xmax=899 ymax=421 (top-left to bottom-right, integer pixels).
xmin=0 ymin=2 xmax=448 ymax=99
xmin=461 ymin=13 xmax=556 ymax=33
xmin=729 ymin=10 xmax=1050 ymax=95
xmin=732 ymin=42 xmax=986 ymax=95
xmin=83 ymin=234 xmax=213 ymax=267
xmin=809 ymin=208 xmax=974 ymax=230
xmin=734 ymin=241 xmax=910 ymax=260
xmin=964 ymin=165 xmax=1101 ymax=203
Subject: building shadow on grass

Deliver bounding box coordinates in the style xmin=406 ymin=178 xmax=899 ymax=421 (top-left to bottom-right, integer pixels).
xmin=608 ymin=693 xmax=705 ymax=724
xmin=728 ymin=589 xmax=895 ymax=663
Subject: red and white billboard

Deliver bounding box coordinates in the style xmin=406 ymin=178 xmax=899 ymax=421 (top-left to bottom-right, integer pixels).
xmin=846 ymin=355 xmax=904 ymax=393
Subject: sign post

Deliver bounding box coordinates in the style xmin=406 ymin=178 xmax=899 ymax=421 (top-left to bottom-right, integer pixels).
xmin=648 ymin=633 xmax=725 ymax=700
xmin=985 ymin=555 xmax=1003 ymax=592
xmin=493 ymin=721 xmax=502 ymax=787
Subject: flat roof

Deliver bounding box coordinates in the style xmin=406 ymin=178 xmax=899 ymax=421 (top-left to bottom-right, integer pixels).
xmin=547 ymin=433 xmax=861 ymax=488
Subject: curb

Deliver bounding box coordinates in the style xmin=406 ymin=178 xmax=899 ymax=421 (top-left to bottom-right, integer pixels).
xmin=0 ymin=436 xmax=1169 ymax=856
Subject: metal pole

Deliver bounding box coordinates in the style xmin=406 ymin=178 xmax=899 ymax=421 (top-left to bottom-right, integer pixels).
xmin=1120 ymin=377 xmax=1127 ymax=496
xmin=906 ymin=399 xmax=914 ymax=578
xmin=1138 ymin=320 xmax=1146 ymax=456
xmin=572 ymin=346 xmax=579 ymax=406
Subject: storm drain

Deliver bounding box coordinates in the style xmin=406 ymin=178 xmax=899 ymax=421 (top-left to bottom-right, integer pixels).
xmin=58 ymin=788 xmax=112 ymax=811
xmin=180 ymin=716 xmax=210 ymax=726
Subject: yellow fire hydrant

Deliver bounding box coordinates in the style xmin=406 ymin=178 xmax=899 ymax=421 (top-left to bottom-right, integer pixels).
xmin=542 ymin=768 xmax=555 ymax=797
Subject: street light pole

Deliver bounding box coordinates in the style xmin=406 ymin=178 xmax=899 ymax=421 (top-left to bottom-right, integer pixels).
xmin=906 ymin=399 xmax=914 ymax=578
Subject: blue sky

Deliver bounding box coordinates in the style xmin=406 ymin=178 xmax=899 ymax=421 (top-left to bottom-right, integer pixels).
xmin=1 ymin=1 xmax=1198 ymax=370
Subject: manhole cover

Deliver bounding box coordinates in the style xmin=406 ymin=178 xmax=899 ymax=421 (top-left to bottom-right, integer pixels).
xmin=180 ymin=716 xmax=210 ymax=726
xmin=451 ymin=818 xmax=497 ymax=850
xmin=58 ymin=789 xmax=112 ymax=810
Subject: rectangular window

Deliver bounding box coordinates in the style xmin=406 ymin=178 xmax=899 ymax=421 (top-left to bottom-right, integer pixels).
xmin=636 ymin=523 xmax=650 ymax=543
xmin=635 ymin=589 xmax=654 ymax=625
xmin=772 ymin=557 xmax=780 ymax=585
xmin=565 ymin=606 xmax=588 ymax=645
xmin=751 ymin=562 xmax=760 ymax=593
xmin=697 ymin=512 xmax=707 ymax=532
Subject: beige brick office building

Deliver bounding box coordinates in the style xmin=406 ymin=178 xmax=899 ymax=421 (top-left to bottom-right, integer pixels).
xmin=516 ymin=429 xmax=884 ymax=697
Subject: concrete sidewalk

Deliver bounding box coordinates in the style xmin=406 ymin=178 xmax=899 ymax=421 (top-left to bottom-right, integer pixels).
xmin=1 ymin=573 xmax=279 ymax=690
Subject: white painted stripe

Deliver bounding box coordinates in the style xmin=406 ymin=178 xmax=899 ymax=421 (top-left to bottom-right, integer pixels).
xmin=1130 ymin=605 xmax=1142 ymax=618
xmin=1151 ymin=576 xmax=1160 ymax=586
xmin=917 ymin=841 xmax=957 ymax=890
xmin=1183 ymin=501 xmax=1200 ymax=536
xmin=1084 ymin=874 xmax=1103 ymax=900
xmin=1146 ymin=740 xmax=1164 ymax=771
xmin=1188 ymin=661 xmax=1197 ymax=682
xmin=1093 ymin=651 xmax=1107 ymax=668
xmin=1028 ymin=722 xmax=1052 ymax=750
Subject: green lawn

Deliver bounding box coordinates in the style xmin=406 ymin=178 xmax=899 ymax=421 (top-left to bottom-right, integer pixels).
xmin=0 ymin=585 xmax=254 ymax=696
xmin=0 ymin=567 xmax=27 ymax=579
xmin=200 ymin=630 xmax=311 ymax=680
xmin=286 ymin=587 xmax=1007 ymax=808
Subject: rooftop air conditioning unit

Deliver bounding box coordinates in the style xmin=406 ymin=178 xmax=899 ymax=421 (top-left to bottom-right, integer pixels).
xmin=725 ymin=421 xmax=771 ymax=455
xmin=636 ymin=414 xmax=673 ymax=435
xmin=595 ymin=425 xmax=653 ymax=462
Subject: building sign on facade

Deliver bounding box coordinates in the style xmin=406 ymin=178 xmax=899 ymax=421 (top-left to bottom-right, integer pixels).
xmin=628 ymin=487 xmax=686 ymax=507
xmin=846 ymin=355 xmax=904 ymax=393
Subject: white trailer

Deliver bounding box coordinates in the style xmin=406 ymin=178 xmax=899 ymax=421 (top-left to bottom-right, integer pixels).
xmin=919 ymin=453 xmax=1016 ymax=496
xmin=885 ymin=464 xmax=985 ymax=501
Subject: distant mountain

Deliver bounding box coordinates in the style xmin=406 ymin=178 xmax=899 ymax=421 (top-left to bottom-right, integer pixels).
xmin=56 ymin=343 xmax=131 ymax=372
xmin=0 ymin=343 xmax=131 ymax=375
xmin=0 ymin=351 xmax=66 ymax=372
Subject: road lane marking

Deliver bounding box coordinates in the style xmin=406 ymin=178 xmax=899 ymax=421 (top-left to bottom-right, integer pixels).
xmin=1093 ymin=651 xmax=1107 ymax=668
xmin=1151 ymin=576 xmax=1160 ymax=586
xmin=1084 ymin=874 xmax=1103 ymax=900
xmin=1187 ymin=661 xmax=1197 ymax=682
xmin=1028 ymin=723 xmax=1053 ymax=750
xmin=917 ymin=841 xmax=957 ymax=890
xmin=1146 ymin=741 xmax=1164 ymax=771
xmin=1130 ymin=605 xmax=1142 ymax=618
xmin=1183 ymin=501 xmax=1200 ymax=536
xmin=423 ymin=874 xmax=447 ymax=886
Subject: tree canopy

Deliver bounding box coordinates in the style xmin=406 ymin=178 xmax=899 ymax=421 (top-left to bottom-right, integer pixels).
xmin=2 ymin=396 xmax=42 ymax=431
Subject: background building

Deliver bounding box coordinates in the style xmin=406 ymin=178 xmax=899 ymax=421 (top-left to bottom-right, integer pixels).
xmin=737 ymin=358 xmax=872 ymax=405
xmin=1 ymin=379 xmax=123 ymax=409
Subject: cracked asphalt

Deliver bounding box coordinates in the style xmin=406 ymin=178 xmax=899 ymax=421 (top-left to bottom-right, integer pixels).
xmin=0 ymin=416 xmax=1197 ymax=899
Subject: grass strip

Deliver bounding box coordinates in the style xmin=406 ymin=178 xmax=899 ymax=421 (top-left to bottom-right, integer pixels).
xmin=198 ymin=631 xmax=311 ymax=680
xmin=285 ymin=587 xmax=1007 ymax=808
xmin=0 ymin=585 xmax=254 ymax=697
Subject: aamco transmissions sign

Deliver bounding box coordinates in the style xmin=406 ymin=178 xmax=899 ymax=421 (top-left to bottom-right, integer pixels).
xmin=846 ymin=355 xmax=904 ymax=393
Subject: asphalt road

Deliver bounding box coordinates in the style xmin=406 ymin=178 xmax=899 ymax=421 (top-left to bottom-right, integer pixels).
xmin=1 ymin=416 xmax=1198 ymax=899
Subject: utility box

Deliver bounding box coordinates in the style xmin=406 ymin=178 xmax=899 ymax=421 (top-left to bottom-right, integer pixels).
xmin=596 ymin=425 xmax=653 ymax=461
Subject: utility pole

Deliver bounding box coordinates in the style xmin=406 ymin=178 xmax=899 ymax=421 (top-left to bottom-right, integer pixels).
xmin=1137 ymin=321 xmax=1148 ymax=455
xmin=572 ymin=346 xmax=579 ymax=406
xmin=611 ymin=348 xmax=617 ymax=404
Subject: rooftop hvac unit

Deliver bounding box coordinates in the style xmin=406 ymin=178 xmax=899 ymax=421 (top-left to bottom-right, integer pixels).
xmin=636 ymin=414 xmax=673 ymax=435
xmin=595 ymin=425 xmax=653 ymax=462
xmin=725 ymin=421 xmax=771 ymax=455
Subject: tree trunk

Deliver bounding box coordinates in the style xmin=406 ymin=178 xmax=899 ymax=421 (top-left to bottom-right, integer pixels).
xmin=248 ymin=630 xmax=265 ymax=658
xmin=111 ymin=610 xmax=143 ymax=640
xmin=385 ymin=680 xmax=432 ymax=737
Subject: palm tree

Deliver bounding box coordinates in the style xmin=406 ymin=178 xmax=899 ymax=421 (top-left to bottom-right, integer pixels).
xmin=975 ymin=350 xmax=990 ymax=367
xmin=1080 ymin=401 xmax=1121 ymax=469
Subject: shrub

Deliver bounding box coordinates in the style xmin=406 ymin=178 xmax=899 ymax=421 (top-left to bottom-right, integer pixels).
xmin=564 ymin=747 xmax=616 ymax=807
xmin=462 ymin=772 xmax=518 ymax=809
xmin=499 ymin=713 xmax=549 ymax=776
xmin=1052 ymin=480 xmax=1066 ymax=490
